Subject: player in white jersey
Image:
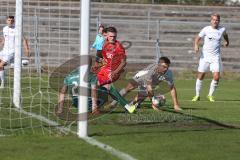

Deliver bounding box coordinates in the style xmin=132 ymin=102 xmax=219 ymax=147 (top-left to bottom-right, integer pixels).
xmin=110 ymin=56 xmax=182 ymax=111
xmin=192 ymin=13 xmax=229 ymax=102
xmin=0 ymin=16 xmax=30 ymax=88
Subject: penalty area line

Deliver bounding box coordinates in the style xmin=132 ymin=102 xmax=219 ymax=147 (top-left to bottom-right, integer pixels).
xmin=13 ymin=108 xmax=137 ymax=160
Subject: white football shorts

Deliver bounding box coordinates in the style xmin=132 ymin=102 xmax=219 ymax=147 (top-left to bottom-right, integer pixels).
xmin=0 ymin=50 xmax=14 ymax=64
xmin=198 ymin=58 xmax=222 ymax=73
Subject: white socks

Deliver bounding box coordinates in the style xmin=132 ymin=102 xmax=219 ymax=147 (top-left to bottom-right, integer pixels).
xmin=208 ymin=80 xmax=218 ymax=96
xmin=110 ymin=88 xmax=127 ymax=106
xmin=195 ymin=79 xmax=218 ymax=97
xmin=119 ymin=88 xmax=127 ymax=96
xmin=195 ymin=79 xmax=202 ymax=97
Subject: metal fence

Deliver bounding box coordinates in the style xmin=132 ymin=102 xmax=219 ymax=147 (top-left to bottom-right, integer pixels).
xmin=92 ymin=0 xmax=240 ymax=6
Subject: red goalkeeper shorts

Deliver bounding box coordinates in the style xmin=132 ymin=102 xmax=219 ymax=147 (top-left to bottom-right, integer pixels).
xmin=97 ymin=66 xmax=121 ymax=86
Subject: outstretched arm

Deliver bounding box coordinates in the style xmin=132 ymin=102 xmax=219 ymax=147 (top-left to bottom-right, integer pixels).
xmin=56 ymin=85 xmax=68 ymax=114
xmin=23 ymin=37 xmax=30 ymax=57
xmin=58 ymin=85 xmax=67 ymax=102
xmin=170 ymin=85 xmax=182 ymax=111
xmin=146 ymin=84 xmax=154 ymax=99
xmin=91 ymin=35 xmax=98 ymax=49
xmin=146 ymin=83 xmax=159 ymax=111
xmin=223 ymin=32 xmax=229 ymax=47
xmin=194 ymin=36 xmax=201 ymax=54
xmin=110 ymin=56 xmax=126 ymax=79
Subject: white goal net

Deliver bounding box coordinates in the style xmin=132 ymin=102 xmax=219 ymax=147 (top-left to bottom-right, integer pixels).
xmin=0 ymin=0 xmax=162 ymax=137
xmin=0 ymin=0 xmax=85 ymax=136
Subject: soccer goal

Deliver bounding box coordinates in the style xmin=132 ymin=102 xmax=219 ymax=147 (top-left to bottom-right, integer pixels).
xmin=0 ymin=0 xmax=92 ymax=137
xmin=0 ymin=0 xmax=163 ymax=138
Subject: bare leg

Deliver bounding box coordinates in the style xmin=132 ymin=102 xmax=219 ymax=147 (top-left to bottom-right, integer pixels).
xmin=170 ymin=86 xmax=182 ymax=111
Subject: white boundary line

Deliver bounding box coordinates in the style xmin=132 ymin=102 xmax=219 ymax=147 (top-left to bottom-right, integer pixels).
xmin=83 ymin=137 xmax=137 ymax=160
xmin=13 ymin=108 xmax=137 ymax=160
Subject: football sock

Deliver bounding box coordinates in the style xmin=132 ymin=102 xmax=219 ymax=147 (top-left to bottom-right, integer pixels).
xmin=195 ymin=79 xmax=202 ymax=97
xmin=208 ymin=80 xmax=218 ymax=96
xmin=110 ymin=88 xmax=127 ymax=105
xmin=119 ymin=88 xmax=127 ymax=96
xmin=109 ymin=85 xmax=128 ymax=107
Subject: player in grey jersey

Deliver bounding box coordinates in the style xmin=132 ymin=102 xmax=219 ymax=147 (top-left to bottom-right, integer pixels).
xmin=111 ymin=56 xmax=182 ymax=111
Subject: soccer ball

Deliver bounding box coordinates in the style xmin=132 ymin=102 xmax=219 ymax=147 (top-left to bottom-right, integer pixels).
xmin=152 ymin=95 xmax=166 ymax=107
xmin=22 ymin=59 xmax=29 ymax=66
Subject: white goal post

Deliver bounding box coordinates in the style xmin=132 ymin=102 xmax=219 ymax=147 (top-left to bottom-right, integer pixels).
xmin=78 ymin=0 xmax=90 ymax=138
xmin=13 ymin=0 xmax=23 ymax=108
xmin=11 ymin=0 xmax=90 ymax=138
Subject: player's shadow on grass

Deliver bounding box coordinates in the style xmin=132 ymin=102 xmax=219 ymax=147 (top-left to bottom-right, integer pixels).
xmin=163 ymin=103 xmax=208 ymax=111
xmin=161 ymin=108 xmax=240 ymax=130
xmin=54 ymin=104 xmax=128 ymax=122
xmin=178 ymin=107 xmax=208 ymax=110
xmin=100 ymin=110 xmax=127 ymax=114
xmin=90 ymin=107 xmax=240 ymax=137
xmin=159 ymin=103 xmax=207 ymax=111
xmin=89 ymin=127 xmax=227 ymax=137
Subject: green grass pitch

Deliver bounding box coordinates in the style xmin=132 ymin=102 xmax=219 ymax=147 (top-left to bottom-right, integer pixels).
xmin=0 ymin=73 xmax=240 ymax=160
